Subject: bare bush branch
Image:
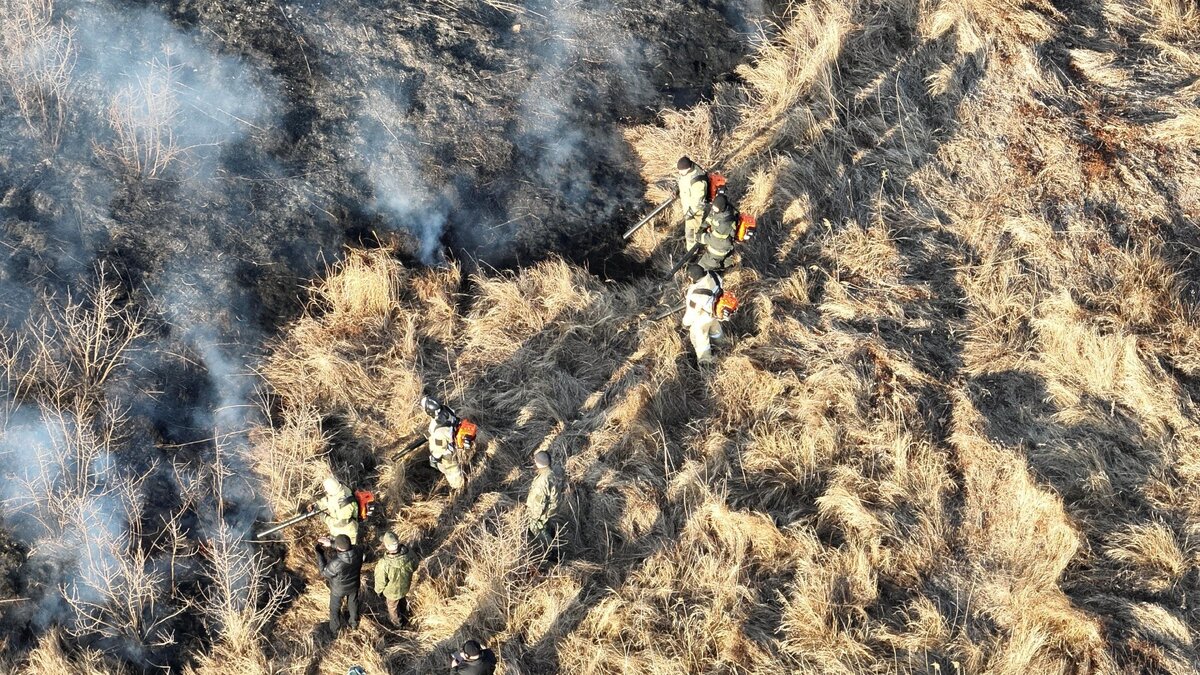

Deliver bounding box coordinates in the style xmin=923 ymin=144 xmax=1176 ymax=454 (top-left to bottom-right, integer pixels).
xmin=0 ymin=0 xmax=75 ymax=147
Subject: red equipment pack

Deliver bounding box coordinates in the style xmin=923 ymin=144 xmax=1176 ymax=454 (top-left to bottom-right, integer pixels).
xmin=454 ymin=419 xmax=478 ymax=451
xmin=735 ymin=213 xmax=757 ymax=242
xmin=706 ymin=173 xmax=727 ymax=201
xmin=353 ymin=489 xmax=377 ymax=521
xmin=715 ymin=291 xmax=739 ymax=320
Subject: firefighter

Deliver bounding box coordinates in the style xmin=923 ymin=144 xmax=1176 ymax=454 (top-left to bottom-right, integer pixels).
xmin=450 ymin=639 xmax=497 ymax=674
xmin=422 ymin=397 xmax=473 ymax=491
xmin=373 ymin=532 xmax=417 ymax=627
xmin=316 ymin=533 xmax=364 ymax=634
xmin=676 ymin=156 xmax=709 ymax=250
xmin=681 ymin=264 xmax=739 ymax=366
xmin=525 ymin=451 xmax=565 ymax=553
xmin=697 ymin=195 xmax=736 ymax=272
xmin=308 ymin=476 xmax=360 ymax=545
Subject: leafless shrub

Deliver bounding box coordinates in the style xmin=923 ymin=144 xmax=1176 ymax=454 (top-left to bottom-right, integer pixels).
xmin=62 ymin=480 xmax=185 ymax=654
xmin=0 ymin=0 xmax=75 ymax=147
xmin=194 ymin=454 xmax=290 ymax=665
xmin=0 ymin=270 xmax=144 ymax=413
xmin=101 ymin=54 xmax=195 ymax=179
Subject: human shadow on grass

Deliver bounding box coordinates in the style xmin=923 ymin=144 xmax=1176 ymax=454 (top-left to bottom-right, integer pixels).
xmin=494 ymin=357 xmax=720 ymax=672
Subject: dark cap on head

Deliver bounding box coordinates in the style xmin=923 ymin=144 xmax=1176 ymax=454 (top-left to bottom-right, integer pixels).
xmin=712 ymin=195 xmax=728 ymax=211
xmin=462 ymin=640 xmax=482 ymax=657
xmin=534 ymin=451 xmax=551 ymax=468
xmin=687 ymin=264 xmax=706 ymax=282
xmin=334 ymin=534 xmax=352 ymax=551
xmin=677 ymin=156 xmax=693 ymax=171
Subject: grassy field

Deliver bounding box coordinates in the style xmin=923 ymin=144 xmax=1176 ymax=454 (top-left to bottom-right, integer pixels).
xmin=4 ymin=0 xmax=1200 ymax=672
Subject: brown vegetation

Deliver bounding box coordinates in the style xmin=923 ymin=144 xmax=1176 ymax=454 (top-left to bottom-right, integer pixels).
xmin=3 ymin=0 xmax=1200 ymax=672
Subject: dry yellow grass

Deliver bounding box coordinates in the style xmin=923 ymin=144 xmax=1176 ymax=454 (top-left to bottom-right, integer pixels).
xmin=5 ymin=0 xmax=1200 ymax=671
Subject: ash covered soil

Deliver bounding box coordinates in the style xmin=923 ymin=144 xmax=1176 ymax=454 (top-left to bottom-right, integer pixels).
xmin=165 ymin=0 xmax=759 ymax=273
xmin=3 ymin=0 xmax=763 ymax=332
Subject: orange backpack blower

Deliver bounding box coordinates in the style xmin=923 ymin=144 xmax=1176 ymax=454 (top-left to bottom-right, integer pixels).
xmin=736 ymin=213 xmax=757 ymax=242
xmin=454 ymin=419 xmax=478 ymax=451
xmin=353 ymin=489 xmax=377 ymax=520
xmin=706 ymin=173 xmax=727 ymax=201
xmin=715 ymin=292 xmax=739 ymax=320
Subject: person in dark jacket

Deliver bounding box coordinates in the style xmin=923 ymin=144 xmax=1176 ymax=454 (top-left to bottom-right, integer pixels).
xmin=316 ymin=534 xmax=364 ymax=633
xmin=449 ymin=639 xmax=497 ymax=674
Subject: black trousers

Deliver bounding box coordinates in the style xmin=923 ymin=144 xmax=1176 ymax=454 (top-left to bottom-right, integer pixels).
xmin=329 ymin=587 xmax=359 ymax=631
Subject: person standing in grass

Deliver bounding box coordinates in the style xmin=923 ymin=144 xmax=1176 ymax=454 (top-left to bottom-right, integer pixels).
xmin=422 ymin=396 xmax=473 ymax=491
xmin=697 ymin=195 xmax=736 ymax=272
xmin=308 ymin=476 xmax=360 ymax=544
xmin=316 ymin=534 xmax=364 ymax=634
xmin=525 ymin=450 xmax=565 ymax=556
xmin=681 ymin=264 xmax=739 ymax=366
xmin=450 ymin=639 xmax=497 ymax=674
xmin=373 ymin=532 xmax=417 ymax=627
xmin=676 ymin=156 xmax=710 ymax=250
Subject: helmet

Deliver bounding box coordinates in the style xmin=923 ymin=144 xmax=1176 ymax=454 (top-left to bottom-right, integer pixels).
xmin=462 ymin=640 xmax=482 ymax=658
xmin=381 ymin=531 xmax=399 ymax=551
xmin=716 ymin=292 xmax=739 ymax=320
xmin=455 ymin=419 xmax=478 ymax=451
xmin=333 ymin=534 xmax=352 ymax=551
xmin=677 ymin=156 xmax=693 ymax=171
xmin=533 ymin=451 xmax=551 ymax=468
xmin=712 ymin=195 xmax=728 ymax=212
xmin=421 ymin=396 xmax=441 ymax=417
xmin=686 ymin=264 xmax=706 ymax=283
xmin=322 ymin=477 xmax=341 ymax=496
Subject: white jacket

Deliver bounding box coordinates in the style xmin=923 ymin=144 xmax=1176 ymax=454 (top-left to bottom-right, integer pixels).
xmin=682 ymin=272 xmax=722 ymax=328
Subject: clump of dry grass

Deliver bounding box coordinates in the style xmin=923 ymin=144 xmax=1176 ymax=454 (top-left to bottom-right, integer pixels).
xmin=1105 ymin=522 xmax=1187 ymax=593
xmin=310 ymin=248 xmax=404 ymax=333
xmin=13 ymin=630 xmax=125 ymax=675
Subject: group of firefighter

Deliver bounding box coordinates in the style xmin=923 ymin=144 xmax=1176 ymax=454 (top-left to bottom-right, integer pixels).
xmin=295 ymin=394 xmax=541 ymax=673
xmin=668 ymin=155 xmax=754 ymax=365
xmin=264 ymin=156 xmax=749 ymax=672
